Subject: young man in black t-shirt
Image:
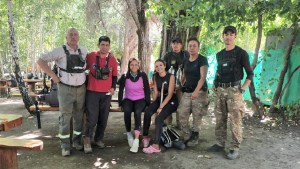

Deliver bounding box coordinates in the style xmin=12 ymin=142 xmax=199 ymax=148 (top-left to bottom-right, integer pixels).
xmin=208 ymin=26 xmax=254 ymax=160
xmin=163 ymin=37 xmax=189 ymax=128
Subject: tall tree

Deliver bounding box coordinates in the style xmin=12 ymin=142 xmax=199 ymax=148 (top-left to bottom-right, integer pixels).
xmin=7 ymin=0 xmax=34 ymax=113
xmin=120 ymin=10 xmax=138 ymax=74
xmin=125 ymin=0 xmax=151 ymax=74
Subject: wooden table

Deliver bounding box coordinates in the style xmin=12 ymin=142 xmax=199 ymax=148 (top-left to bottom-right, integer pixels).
xmin=0 ymin=138 xmax=43 ymax=169
xmin=0 ymin=114 xmax=43 ymax=169
xmin=0 ymin=114 xmax=23 ymax=131
xmin=23 ymin=79 xmax=42 ymax=93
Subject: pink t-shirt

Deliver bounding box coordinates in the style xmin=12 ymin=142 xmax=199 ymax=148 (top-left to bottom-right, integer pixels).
xmin=124 ymin=77 xmax=145 ymax=100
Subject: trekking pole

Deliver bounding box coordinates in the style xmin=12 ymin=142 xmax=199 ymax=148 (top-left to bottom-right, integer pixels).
xmin=160 ymin=81 xmax=167 ymax=104
xmin=34 ymin=101 xmax=41 ymax=129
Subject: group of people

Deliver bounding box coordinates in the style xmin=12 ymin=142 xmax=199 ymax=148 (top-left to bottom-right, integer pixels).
xmin=37 ymin=25 xmax=254 ymax=160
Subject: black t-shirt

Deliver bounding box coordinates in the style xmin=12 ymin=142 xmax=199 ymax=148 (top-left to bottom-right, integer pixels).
xmin=154 ymin=72 xmax=172 ymax=97
xmin=183 ymin=54 xmax=208 ymax=90
xmin=216 ymin=46 xmax=254 ymax=83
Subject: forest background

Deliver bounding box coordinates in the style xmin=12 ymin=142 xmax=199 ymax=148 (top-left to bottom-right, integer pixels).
xmin=0 ymin=0 xmax=299 ymax=122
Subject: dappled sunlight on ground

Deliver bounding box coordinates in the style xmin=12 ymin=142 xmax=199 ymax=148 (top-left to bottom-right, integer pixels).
xmin=93 ymin=157 xmax=118 ymax=168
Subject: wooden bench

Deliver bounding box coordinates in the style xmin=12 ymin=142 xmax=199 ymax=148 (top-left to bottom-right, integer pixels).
xmin=11 ymin=92 xmax=37 ymax=98
xmin=29 ymin=105 xmax=122 ymax=113
xmin=0 ymin=138 xmax=43 ymax=169
xmin=0 ymin=114 xmax=23 ymax=131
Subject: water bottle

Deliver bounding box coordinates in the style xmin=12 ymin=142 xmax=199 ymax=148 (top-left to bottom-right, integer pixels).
xmin=176 ymin=68 xmax=182 ymax=87
xmin=168 ymin=66 xmax=175 ymax=75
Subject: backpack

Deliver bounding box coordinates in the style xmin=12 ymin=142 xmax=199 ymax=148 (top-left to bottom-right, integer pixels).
xmin=160 ymin=126 xmax=180 ymax=148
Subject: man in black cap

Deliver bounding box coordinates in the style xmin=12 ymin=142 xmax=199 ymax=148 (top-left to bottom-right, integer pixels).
xmin=208 ymin=26 xmax=254 ymax=160
xmin=163 ymin=37 xmax=189 ymax=127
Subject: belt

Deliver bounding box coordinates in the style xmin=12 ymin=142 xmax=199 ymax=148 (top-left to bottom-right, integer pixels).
xmin=217 ymin=81 xmax=240 ymax=88
xmin=60 ymin=82 xmax=84 ymax=88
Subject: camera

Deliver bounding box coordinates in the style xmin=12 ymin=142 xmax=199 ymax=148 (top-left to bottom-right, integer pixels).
xmin=95 ymin=66 xmax=109 ymax=80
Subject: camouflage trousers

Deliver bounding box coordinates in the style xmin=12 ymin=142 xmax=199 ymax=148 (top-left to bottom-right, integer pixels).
xmin=178 ymin=90 xmax=209 ymax=141
xmin=214 ymin=86 xmax=245 ymax=150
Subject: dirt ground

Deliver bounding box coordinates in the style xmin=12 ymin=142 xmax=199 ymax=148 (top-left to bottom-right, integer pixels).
xmin=1 ymin=97 xmax=300 ymax=169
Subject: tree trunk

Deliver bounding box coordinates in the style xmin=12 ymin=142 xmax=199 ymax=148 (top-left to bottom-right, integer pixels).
xmin=120 ymin=10 xmax=138 ymax=75
xmin=95 ymin=0 xmax=108 ymax=34
xmin=187 ymin=26 xmax=201 ymax=38
xmin=278 ymin=65 xmax=300 ymax=105
xmin=125 ymin=0 xmax=151 ymax=75
xmin=249 ymin=14 xmax=264 ymax=119
xmin=7 ymin=0 xmax=33 ymax=113
xmin=270 ymin=32 xmax=297 ymax=113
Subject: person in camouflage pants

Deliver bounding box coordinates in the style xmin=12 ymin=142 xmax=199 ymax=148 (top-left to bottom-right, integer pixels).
xmin=214 ymin=86 xmax=245 ymax=150
xmin=208 ymin=26 xmax=254 ymax=160
xmin=178 ymin=91 xmax=209 ymax=142
xmin=177 ymin=37 xmax=209 ymax=147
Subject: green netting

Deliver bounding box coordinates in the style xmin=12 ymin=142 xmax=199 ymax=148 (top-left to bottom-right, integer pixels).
xmin=206 ymin=45 xmax=300 ymax=106
xmin=257 ymin=45 xmax=300 ymax=105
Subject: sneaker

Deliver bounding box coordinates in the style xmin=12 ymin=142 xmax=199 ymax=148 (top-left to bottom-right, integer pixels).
xmin=83 ymin=137 xmax=92 ymax=154
xmin=207 ymin=144 xmax=225 ymax=152
xmin=186 ymin=132 xmax=199 ymax=147
xmin=227 ymin=150 xmax=239 ymax=160
xmin=142 ymin=136 xmax=150 ymax=148
xmin=62 ymin=149 xmax=70 ymax=157
xmin=127 ymin=132 xmax=134 ymax=147
xmin=130 ymin=138 xmax=139 ymax=153
xmin=72 ymin=142 xmax=83 ymax=151
xmin=95 ymin=140 xmax=105 ymax=148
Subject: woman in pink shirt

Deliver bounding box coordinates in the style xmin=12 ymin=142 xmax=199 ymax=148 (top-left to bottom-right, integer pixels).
xmin=118 ymin=58 xmax=151 ymax=153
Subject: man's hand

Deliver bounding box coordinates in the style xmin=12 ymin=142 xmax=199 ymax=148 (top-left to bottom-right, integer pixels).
xmin=51 ymin=75 xmax=60 ymax=83
xmin=109 ymin=88 xmax=115 ymax=96
xmin=116 ymin=107 xmax=122 ymax=112
xmin=212 ymin=86 xmax=217 ymax=92
xmin=191 ymin=90 xmax=199 ymax=100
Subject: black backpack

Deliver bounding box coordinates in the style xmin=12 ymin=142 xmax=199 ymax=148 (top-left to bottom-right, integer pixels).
xmin=160 ymin=126 xmax=180 ymax=148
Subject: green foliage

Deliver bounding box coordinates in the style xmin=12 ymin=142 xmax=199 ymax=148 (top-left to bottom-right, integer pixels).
xmin=284 ymin=101 xmax=300 ymax=121
xmin=1 ymin=0 xmax=126 ymax=73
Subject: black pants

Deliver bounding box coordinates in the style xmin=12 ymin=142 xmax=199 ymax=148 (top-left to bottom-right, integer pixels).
xmin=143 ymin=96 xmax=178 ymax=144
xmin=85 ymin=90 xmax=111 ymax=141
xmin=122 ymin=98 xmax=146 ymax=132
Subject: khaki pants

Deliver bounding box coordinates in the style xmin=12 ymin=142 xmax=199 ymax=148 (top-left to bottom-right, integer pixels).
xmin=57 ymin=84 xmax=86 ymax=149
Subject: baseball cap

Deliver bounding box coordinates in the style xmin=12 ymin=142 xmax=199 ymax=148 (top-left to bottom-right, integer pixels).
xmin=172 ymin=37 xmax=182 ymax=43
xmin=223 ymin=26 xmax=237 ymax=35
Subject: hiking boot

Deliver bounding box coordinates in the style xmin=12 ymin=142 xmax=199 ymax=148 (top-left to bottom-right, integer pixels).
xmin=62 ymin=148 xmax=70 ymax=157
xmin=95 ymin=140 xmax=105 ymax=148
xmin=72 ymin=142 xmax=83 ymax=151
xmin=172 ymin=140 xmax=186 ymax=150
xmin=186 ymin=132 xmax=199 ymax=147
xmin=207 ymin=144 xmax=225 ymax=152
xmin=83 ymin=136 xmax=92 ymax=154
xmin=227 ymin=150 xmax=239 ymax=160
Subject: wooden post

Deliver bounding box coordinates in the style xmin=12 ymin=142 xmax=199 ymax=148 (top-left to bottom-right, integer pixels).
xmin=0 ymin=148 xmax=18 ymax=169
